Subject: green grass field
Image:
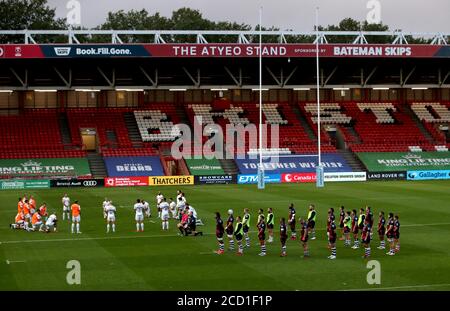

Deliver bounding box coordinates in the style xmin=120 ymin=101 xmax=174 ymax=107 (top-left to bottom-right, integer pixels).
xmin=1 ymin=181 xmax=449 ymax=291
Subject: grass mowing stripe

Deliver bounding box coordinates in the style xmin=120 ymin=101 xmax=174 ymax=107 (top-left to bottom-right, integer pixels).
xmin=339 ymin=283 xmax=450 ymax=291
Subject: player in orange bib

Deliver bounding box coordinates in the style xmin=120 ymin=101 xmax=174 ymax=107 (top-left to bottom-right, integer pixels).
xmin=17 ymin=198 xmax=23 ymax=214
xmin=22 ymin=200 xmax=31 ymax=230
xmin=71 ymin=201 xmax=81 ymax=234
xmin=38 ymin=203 xmax=48 ymax=219
xmin=29 ymin=195 xmax=37 ymax=215
xmin=31 ymin=212 xmax=43 ymax=231
xmin=10 ymin=212 xmax=25 ymax=230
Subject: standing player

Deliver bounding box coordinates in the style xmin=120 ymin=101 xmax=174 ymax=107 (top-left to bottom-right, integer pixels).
xmin=266 ymin=207 xmax=275 ymax=243
xmin=62 ymin=193 xmax=71 ymax=221
xmin=351 ymin=209 xmax=360 ymax=249
xmin=385 ymin=213 xmax=395 ymax=255
xmin=327 ymin=208 xmax=335 ymax=233
xmin=156 ymin=192 xmax=164 ymax=218
xmin=215 ymin=212 xmax=225 ymax=255
xmin=234 ymin=216 xmax=244 ymax=256
xmin=102 ymin=197 xmax=110 ymax=220
xmin=343 ymin=211 xmax=352 ymax=247
xmin=160 ymin=198 xmax=170 ymax=231
xmin=176 ymin=197 xmax=186 ymax=220
xmin=299 ymin=218 xmax=309 ymax=258
xmin=327 ymin=219 xmax=337 ymax=260
xmin=366 ymin=206 xmax=374 ymax=238
xmin=355 ymin=208 xmax=366 ymax=248
xmin=280 ymin=218 xmax=288 ymax=257
xmin=105 ymin=201 xmax=117 ymax=233
xmin=29 ymin=195 xmax=37 ymax=215
xmin=134 ymin=199 xmax=145 ymax=232
xmin=257 ymin=215 xmax=267 ymax=256
xmin=307 ymin=205 xmax=317 ymax=240
xmin=338 ymin=206 xmax=345 ymax=240
xmin=225 ymin=209 xmax=235 ymax=251
xmin=17 ymin=197 xmax=23 ymax=214
xmin=288 ymin=203 xmax=296 ymax=240
xmin=361 ymin=219 xmax=371 ymax=259
xmin=242 ymin=208 xmax=251 ymax=248
xmin=22 ymin=200 xmax=31 ymax=230
xmin=71 ymin=200 xmax=81 ymax=234
xmin=393 ymin=215 xmax=401 ymax=253
xmin=377 ymin=211 xmax=386 ymax=249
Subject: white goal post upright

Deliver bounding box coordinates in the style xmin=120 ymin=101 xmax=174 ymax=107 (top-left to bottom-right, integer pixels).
xmin=315 ymin=7 xmax=325 ymax=188
xmin=257 ymin=6 xmax=265 ymax=190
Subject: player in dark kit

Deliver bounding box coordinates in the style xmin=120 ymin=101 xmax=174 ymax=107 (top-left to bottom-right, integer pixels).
xmin=215 ymin=212 xmax=225 ymax=255
xmin=361 ymin=219 xmax=371 ymax=259
xmin=257 ymin=215 xmax=267 ymax=256
xmin=288 ymin=204 xmax=296 ymax=240
xmin=242 ymin=208 xmax=251 ymax=248
xmin=225 ymin=209 xmax=235 ymax=251
xmin=280 ymin=217 xmax=288 ymax=257
xmin=365 ymin=206 xmax=374 ymax=238
xmin=234 ymin=216 xmax=244 ymax=256
xmin=299 ymin=218 xmax=309 ymax=258
xmin=307 ymin=205 xmax=316 ymax=240
xmin=266 ymin=207 xmax=275 ymax=243
xmin=327 ymin=208 xmax=335 ymax=231
xmin=339 ymin=206 xmax=345 ymax=240
xmin=394 ymin=215 xmax=401 ymax=253
xmin=351 ymin=209 xmax=359 ymax=249
xmin=327 ymin=220 xmax=337 ymax=260
xmin=343 ymin=211 xmax=352 ymax=247
xmin=385 ymin=213 xmax=395 ymax=256
xmin=377 ymin=211 xmax=386 ymax=250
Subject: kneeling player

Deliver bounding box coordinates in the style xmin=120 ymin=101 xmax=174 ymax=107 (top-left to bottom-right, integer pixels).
xmin=280 ymin=218 xmax=288 ymax=257
xmin=234 ymin=216 xmax=244 ymax=256
xmin=30 ymin=212 xmax=43 ymax=231
xmin=215 ymin=212 xmax=225 ymax=254
xmin=257 ymin=215 xmax=267 ymax=256
xmin=300 ymin=218 xmax=309 ymax=258
xmin=10 ymin=212 xmax=25 ymax=230
xmin=43 ymin=213 xmax=58 ymax=233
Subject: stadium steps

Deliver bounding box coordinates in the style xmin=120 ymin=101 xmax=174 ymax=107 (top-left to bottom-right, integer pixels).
xmin=345 ymin=126 xmax=362 ymax=144
xmin=123 ymin=112 xmax=144 ymax=148
xmin=87 ymin=152 xmax=108 ymax=178
xmin=58 ymin=113 xmax=73 ymax=149
xmin=175 ymin=103 xmax=190 ymax=125
xmin=402 ymin=104 xmax=435 ymax=143
xmin=218 ymin=159 xmax=239 ymax=175
xmin=337 ymin=149 xmax=366 ymax=172
xmin=291 ymin=104 xmax=317 ymax=140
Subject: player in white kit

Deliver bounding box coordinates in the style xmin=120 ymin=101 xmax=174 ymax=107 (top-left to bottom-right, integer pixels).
xmin=62 ymin=194 xmax=70 ymax=221
xmin=134 ymin=199 xmax=145 ymax=232
xmin=176 ymin=197 xmax=186 ymax=220
xmin=160 ymin=198 xmax=170 ymax=230
xmin=105 ymin=202 xmax=117 ymax=233
xmin=156 ymin=192 xmax=164 ymax=218
xmin=43 ymin=213 xmax=58 ymax=233
xmin=169 ymin=198 xmax=177 ymax=219
xmin=142 ymin=200 xmax=151 ymax=218
xmin=102 ymin=198 xmax=110 ymax=219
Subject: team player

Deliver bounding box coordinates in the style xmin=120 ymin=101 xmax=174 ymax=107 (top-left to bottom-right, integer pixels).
xmin=43 ymin=213 xmax=58 ymax=233
xmin=366 ymin=206 xmax=374 ymax=238
xmin=169 ymin=198 xmax=177 ymax=219
xmin=242 ymin=208 xmax=251 ymax=248
xmin=385 ymin=213 xmax=395 ymax=255
xmin=266 ymin=207 xmax=275 ymax=243
xmin=105 ymin=201 xmax=117 ymax=233
xmin=31 ymin=212 xmax=43 ymax=231
xmin=142 ymin=200 xmax=151 ymax=218
xmin=134 ymin=199 xmax=145 ymax=232
xmin=327 ymin=219 xmax=337 ymax=260
xmin=393 ymin=215 xmax=401 ymax=253
xmin=71 ymin=200 xmax=81 ymax=234
xmin=62 ymin=194 xmax=71 ymax=221
xmin=10 ymin=211 xmax=25 ymax=230
xmin=215 ymin=212 xmax=225 ymax=254
xmin=351 ymin=209 xmax=360 ymax=249
xmin=343 ymin=211 xmax=352 ymax=247
xmin=102 ymin=198 xmax=110 ymax=219
xmin=225 ymin=209 xmax=235 ymax=251
xmin=257 ymin=215 xmax=267 ymax=256
xmin=176 ymin=197 xmax=186 ymax=220
xmin=327 ymin=208 xmax=335 ymax=233
xmin=361 ymin=219 xmax=371 ymax=259
xmin=22 ymin=200 xmax=31 ymax=229
xmin=38 ymin=202 xmax=48 ymax=220
xmin=156 ymin=191 xmax=164 ymax=218
xmin=377 ymin=211 xmax=386 ymax=249
xmin=288 ymin=204 xmax=296 ymax=240
xmin=17 ymin=197 xmax=23 ymax=214
xmin=280 ymin=218 xmax=288 ymax=257
xmin=29 ymin=195 xmax=36 ymax=215
xmin=160 ymin=198 xmax=170 ymax=230
xmin=338 ymin=206 xmax=345 ymax=240
xmin=307 ymin=205 xmax=316 ymax=240
xmin=353 ymin=208 xmax=366 ymax=249
xmin=299 ymin=218 xmax=309 ymax=258
xmin=234 ymin=216 xmax=244 ymax=256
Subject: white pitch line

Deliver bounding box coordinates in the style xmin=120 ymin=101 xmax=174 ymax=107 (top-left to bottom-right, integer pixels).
xmin=5 ymin=260 xmax=26 ymax=265
xmin=339 ymin=283 xmax=450 ymax=291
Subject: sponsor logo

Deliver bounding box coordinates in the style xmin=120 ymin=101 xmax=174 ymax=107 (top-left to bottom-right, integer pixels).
xmin=367 ymin=171 xmax=406 ymax=180
xmin=324 ymin=172 xmax=367 ymax=182
xmin=104 ymin=177 xmax=149 ymax=187
xmin=282 ymin=173 xmax=316 ymax=183
xmin=0 ymin=47 xmax=4 ymax=57
xmin=196 ymin=175 xmax=235 ymax=185
xmin=54 ymin=47 xmax=72 ymax=56
xmin=75 ymin=47 xmax=131 ymax=56
xmin=237 ymin=174 xmax=281 ymax=184
xmin=82 ymin=180 xmax=98 ymax=187
xmin=50 ymin=179 xmax=103 ymax=187
xmin=148 ymin=176 xmax=194 ymax=186
xmin=14 ymin=46 xmax=22 ymax=57
xmin=0 ymin=180 xmax=50 ymax=190
xmin=407 ymin=170 xmax=450 ymax=181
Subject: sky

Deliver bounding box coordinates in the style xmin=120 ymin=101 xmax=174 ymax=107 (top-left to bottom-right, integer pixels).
xmin=48 ymin=0 xmax=450 ymax=33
